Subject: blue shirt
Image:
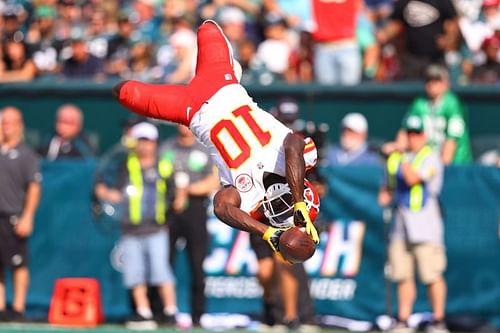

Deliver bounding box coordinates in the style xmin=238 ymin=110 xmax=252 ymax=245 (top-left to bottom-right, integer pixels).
xmin=325 ymin=143 xmax=381 ymax=166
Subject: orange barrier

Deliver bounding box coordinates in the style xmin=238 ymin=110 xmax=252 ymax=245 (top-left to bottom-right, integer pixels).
xmin=48 ymin=278 xmax=104 ymax=327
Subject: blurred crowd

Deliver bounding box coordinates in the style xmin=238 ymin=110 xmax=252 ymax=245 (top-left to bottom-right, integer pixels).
xmin=1 ymin=0 xmax=500 ymax=85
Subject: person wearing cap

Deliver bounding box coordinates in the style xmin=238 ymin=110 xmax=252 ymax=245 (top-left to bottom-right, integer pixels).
xmin=256 ymin=13 xmax=293 ymax=80
xmin=379 ymin=115 xmax=448 ymax=333
xmin=470 ymin=35 xmax=500 ymax=83
xmin=325 ymin=113 xmax=381 ymax=166
xmin=383 ymin=65 xmax=472 ymax=165
xmin=94 ymin=122 xmax=178 ymax=329
xmin=38 ymin=104 xmax=96 ymax=160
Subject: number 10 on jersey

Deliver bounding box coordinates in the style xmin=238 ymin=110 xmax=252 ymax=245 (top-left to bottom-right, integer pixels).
xmin=210 ymin=105 xmax=272 ymax=169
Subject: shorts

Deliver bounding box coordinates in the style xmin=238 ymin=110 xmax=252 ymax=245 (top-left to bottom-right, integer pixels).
xmin=250 ymin=233 xmax=274 ymax=260
xmin=389 ymin=240 xmax=447 ymax=284
xmin=120 ymin=229 xmax=175 ymax=288
xmin=0 ymin=215 xmax=28 ymax=269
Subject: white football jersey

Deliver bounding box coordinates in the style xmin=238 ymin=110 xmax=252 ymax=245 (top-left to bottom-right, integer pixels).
xmin=190 ymin=84 xmax=294 ymax=213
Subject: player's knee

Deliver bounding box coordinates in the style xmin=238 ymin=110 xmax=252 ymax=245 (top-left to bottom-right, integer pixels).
xmin=112 ymin=80 xmax=130 ymax=99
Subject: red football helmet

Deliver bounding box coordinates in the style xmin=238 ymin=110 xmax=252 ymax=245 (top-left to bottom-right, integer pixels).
xmin=262 ymin=179 xmax=320 ymax=228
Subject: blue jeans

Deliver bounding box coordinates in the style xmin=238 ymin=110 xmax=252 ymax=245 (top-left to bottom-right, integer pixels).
xmin=120 ymin=229 xmax=175 ymax=288
xmin=314 ymin=41 xmax=361 ymax=85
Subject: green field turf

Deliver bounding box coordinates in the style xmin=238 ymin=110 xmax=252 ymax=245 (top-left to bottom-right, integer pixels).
xmin=0 ymin=323 xmax=351 ymax=333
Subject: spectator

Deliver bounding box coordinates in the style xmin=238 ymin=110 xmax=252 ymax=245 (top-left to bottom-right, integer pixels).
xmin=470 ymin=35 xmax=500 ymax=83
xmin=0 ymin=37 xmax=37 ymax=83
xmin=256 ymin=13 xmax=294 ymax=81
xmin=379 ymin=115 xmax=448 ymax=333
xmin=61 ymin=35 xmax=105 ymax=80
xmin=95 ymin=122 xmax=178 ymax=329
xmin=271 ymin=97 xmax=330 ymax=160
xmin=218 ymin=6 xmax=248 ymax=61
xmin=383 ymin=65 xmax=473 ymax=164
xmin=238 ymin=38 xmax=274 ymax=85
xmin=249 ymin=98 xmax=318 ymax=331
xmin=122 ymin=36 xmax=162 ymax=82
xmin=310 ymin=0 xmax=362 ymax=85
xmin=38 ymin=104 xmax=95 ymax=160
xmin=376 ymin=0 xmax=459 ymax=80
xmin=106 ymin=14 xmax=134 ymax=77
xmin=85 ymin=9 xmax=110 ymax=59
xmin=159 ymin=125 xmax=219 ymax=328
xmin=0 ymin=4 xmax=25 ymax=41
xmin=325 ymin=113 xmax=381 ymax=166
xmin=25 ymin=5 xmax=61 ymax=75
xmin=162 ymin=28 xmax=196 ymax=83
xmin=54 ymin=0 xmax=85 ymax=43
xmin=358 ymin=8 xmax=380 ymax=80
xmin=0 ymin=107 xmax=42 ymax=322
xmin=131 ymin=0 xmax=162 ymax=44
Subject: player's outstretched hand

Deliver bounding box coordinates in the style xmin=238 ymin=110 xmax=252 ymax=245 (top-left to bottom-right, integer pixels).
xmin=262 ymin=226 xmax=292 ymax=263
xmin=293 ymin=202 xmax=320 ymax=244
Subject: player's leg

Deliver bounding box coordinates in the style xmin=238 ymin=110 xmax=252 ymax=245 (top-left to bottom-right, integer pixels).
xmin=195 ymin=20 xmax=235 ymax=76
xmin=113 ymin=81 xmax=192 ymax=126
xmin=276 ymin=260 xmax=299 ymax=328
xmin=250 ymin=234 xmax=277 ymax=326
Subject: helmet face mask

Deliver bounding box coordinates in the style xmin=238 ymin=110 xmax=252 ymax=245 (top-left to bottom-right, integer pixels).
xmin=262 ymin=180 xmax=320 ymax=228
xmin=263 ymin=183 xmax=294 ymax=228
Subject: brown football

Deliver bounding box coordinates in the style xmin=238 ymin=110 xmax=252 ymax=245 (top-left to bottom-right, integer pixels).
xmin=279 ymin=227 xmax=317 ymax=264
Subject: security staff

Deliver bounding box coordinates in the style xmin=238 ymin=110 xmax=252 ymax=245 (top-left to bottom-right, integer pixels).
xmin=0 ymin=107 xmax=41 ymax=321
xmin=159 ymin=125 xmax=219 ymax=328
xmin=379 ymin=115 xmax=448 ymax=333
xmin=95 ymin=122 xmax=177 ymax=330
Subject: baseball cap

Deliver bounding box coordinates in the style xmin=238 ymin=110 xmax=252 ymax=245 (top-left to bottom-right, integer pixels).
xmin=219 ymin=6 xmax=246 ymax=25
xmin=425 ymin=64 xmax=449 ymax=82
xmin=130 ymin=122 xmax=158 ymax=141
xmin=341 ymin=113 xmax=368 ymax=133
xmin=35 ymin=5 xmax=57 ymax=19
xmin=482 ymin=35 xmax=500 ymax=49
xmin=403 ymin=115 xmax=424 ymax=133
xmin=263 ymin=12 xmax=287 ymax=29
xmin=274 ymin=97 xmax=299 ymax=124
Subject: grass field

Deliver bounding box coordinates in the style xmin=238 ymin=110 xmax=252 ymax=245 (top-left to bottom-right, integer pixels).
xmin=0 ymin=323 xmax=349 ymax=333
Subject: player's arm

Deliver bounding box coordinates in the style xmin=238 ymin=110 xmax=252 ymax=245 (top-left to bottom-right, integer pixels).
xmin=283 ymin=133 xmax=320 ymax=243
xmin=284 ymin=133 xmax=305 ymax=204
xmin=213 ymin=186 xmax=288 ymax=254
xmin=213 ymin=186 xmax=268 ymax=235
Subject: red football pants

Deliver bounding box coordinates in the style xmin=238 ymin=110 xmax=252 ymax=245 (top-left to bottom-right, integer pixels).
xmin=115 ymin=20 xmax=238 ymax=126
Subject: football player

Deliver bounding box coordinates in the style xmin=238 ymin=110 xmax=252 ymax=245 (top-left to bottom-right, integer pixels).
xmin=113 ymin=20 xmax=320 ymax=258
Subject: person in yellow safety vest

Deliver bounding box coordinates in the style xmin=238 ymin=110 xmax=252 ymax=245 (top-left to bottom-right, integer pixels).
xmin=379 ymin=115 xmax=449 ymax=333
xmin=95 ymin=122 xmax=178 ymax=330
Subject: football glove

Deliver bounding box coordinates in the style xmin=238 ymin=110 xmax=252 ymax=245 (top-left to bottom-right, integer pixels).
xmin=293 ymin=202 xmax=320 ymax=244
xmin=262 ymin=226 xmax=292 ymax=262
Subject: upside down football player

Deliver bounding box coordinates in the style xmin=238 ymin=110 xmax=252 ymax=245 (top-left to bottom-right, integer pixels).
xmin=112 ymin=20 xmax=320 ymax=259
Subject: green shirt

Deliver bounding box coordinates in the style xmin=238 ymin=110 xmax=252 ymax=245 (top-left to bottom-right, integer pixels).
xmin=405 ymin=91 xmax=472 ymax=164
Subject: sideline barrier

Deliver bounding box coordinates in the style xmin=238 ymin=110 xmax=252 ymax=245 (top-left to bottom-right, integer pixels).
xmin=0 ymin=81 xmax=499 ymax=156
xmin=7 ymin=160 xmax=498 ymax=326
